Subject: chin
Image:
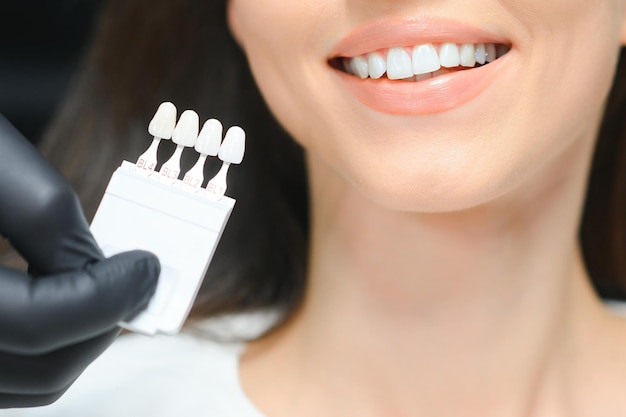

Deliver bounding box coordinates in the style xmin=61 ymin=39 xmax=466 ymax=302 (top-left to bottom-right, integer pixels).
xmin=343 ymin=159 xmax=515 ymax=214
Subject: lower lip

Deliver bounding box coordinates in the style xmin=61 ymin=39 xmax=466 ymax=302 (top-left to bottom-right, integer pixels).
xmin=333 ymin=56 xmax=508 ymax=115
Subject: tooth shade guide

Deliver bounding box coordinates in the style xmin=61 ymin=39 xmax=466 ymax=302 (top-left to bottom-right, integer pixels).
xmin=148 ymin=102 xmax=177 ymax=139
xmin=205 ymin=162 xmax=230 ymax=201
xmin=159 ymin=147 xmax=184 ymax=184
xmin=181 ymin=118 xmax=225 ymax=193
xmin=160 ymin=110 xmax=200 ymax=184
xmin=135 ymin=137 xmax=161 ymax=175
xmin=182 ymin=154 xmax=208 ymax=193
xmin=94 ymin=104 xmax=243 ymax=336
xmin=137 ymin=101 xmax=178 ymax=176
xmin=196 ymin=119 xmax=224 ymax=156
xmin=204 ymin=125 xmax=245 ymax=199
xmin=132 ymin=102 xmax=245 ymax=199
xmin=91 ymin=161 xmax=236 ymax=336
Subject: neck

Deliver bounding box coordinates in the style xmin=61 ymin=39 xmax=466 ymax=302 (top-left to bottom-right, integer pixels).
xmin=242 ymin=135 xmax=612 ymax=417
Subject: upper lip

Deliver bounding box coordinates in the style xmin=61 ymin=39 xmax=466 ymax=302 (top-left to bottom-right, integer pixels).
xmin=329 ymin=17 xmax=510 ymax=58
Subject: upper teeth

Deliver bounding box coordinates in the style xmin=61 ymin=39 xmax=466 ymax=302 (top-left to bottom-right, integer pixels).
xmin=344 ymin=42 xmax=503 ymax=80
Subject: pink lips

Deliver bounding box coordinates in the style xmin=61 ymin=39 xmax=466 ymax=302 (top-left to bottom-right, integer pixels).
xmin=329 ymin=17 xmax=510 ymax=115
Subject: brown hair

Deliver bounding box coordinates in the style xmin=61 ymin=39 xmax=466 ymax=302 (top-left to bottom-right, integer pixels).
xmin=40 ymin=1 xmax=309 ymax=327
xmin=35 ymin=1 xmax=626 ymax=333
xmin=581 ymin=46 xmax=626 ymax=300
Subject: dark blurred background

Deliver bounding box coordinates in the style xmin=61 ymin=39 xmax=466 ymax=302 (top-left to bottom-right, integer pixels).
xmin=0 ymin=0 xmax=102 ymax=143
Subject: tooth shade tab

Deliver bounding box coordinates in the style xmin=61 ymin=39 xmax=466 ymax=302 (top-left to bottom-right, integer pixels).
xmin=196 ymin=119 xmax=223 ymax=156
xmin=148 ymin=102 xmax=177 ymax=139
xmin=219 ymin=126 xmax=246 ymax=164
xmin=183 ymin=117 xmax=220 ymax=192
xmin=206 ymin=126 xmax=245 ymax=200
xmin=137 ymin=101 xmax=177 ymax=176
xmin=412 ymin=43 xmax=440 ymax=75
xmin=172 ymin=110 xmax=200 ymax=147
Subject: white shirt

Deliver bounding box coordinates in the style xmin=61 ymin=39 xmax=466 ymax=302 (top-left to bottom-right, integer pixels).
xmin=3 ymin=314 xmax=276 ymax=417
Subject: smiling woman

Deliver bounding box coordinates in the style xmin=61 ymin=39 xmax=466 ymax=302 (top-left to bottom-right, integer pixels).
xmin=8 ymin=0 xmax=626 ymax=416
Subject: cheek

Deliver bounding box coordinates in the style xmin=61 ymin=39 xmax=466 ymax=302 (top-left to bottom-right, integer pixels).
xmin=228 ymin=0 xmax=333 ymax=138
xmin=229 ymin=0 xmax=336 ymax=64
xmin=230 ymin=1 xmax=301 ymax=45
xmin=503 ymin=0 xmax=622 ymax=107
xmin=502 ymin=0 xmax=621 ymax=160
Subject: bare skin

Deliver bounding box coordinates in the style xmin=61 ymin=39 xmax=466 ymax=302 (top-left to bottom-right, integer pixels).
xmin=239 ymin=118 xmax=626 ymax=417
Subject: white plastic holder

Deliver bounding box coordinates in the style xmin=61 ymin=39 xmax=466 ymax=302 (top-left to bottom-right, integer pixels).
xmin=90 ymin=161 xmax=235 ymax=336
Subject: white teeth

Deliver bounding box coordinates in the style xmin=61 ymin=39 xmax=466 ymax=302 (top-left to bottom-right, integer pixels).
xmin=485 ymin=43 xmax=497 ymax=63
xmin=386 ymin=47 xmax=414 ymax=80
xmin=475 ymin=43 xmax=486 ymax=65
xmin=460 ymin=44 xmax=476 ymax=67
xmin=412 ymin=43 xmax=440 ymax=75
xmin=344 ymin=42 xmax=505 ymax=80
xmin=350 ymin=56 xmax=369 ymax=79
xmin=439 ymin=43 xmax=460 ymax=68
xmin=367 ymin=52 xmax=386 ymax=79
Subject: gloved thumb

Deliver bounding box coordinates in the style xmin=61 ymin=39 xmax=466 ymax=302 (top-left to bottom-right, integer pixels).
xmin=0 ymin=250 xmax=160 ymax=355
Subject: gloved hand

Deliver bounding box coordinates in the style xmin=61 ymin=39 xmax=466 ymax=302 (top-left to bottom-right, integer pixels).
xmin=0 ymin=115 xmax=160 ymax=408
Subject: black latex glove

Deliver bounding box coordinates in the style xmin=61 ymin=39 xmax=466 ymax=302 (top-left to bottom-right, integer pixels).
xmin=0 ymin=115 xmax=160 ymax=408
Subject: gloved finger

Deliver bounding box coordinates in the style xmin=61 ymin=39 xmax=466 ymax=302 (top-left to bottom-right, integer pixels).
xmin=0 ymin=390 xmax=67 ymax=409
xmin=0 ymin=250 xmax=159 ymax=355
xmin=0 ymin=114 xmax=102 ymax=274
xmin=0 ymin=329 xmax=119 ymax=397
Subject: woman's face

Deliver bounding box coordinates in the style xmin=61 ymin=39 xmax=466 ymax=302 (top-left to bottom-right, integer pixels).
xmin=228 ymin=0 xmax=626 ymax=212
